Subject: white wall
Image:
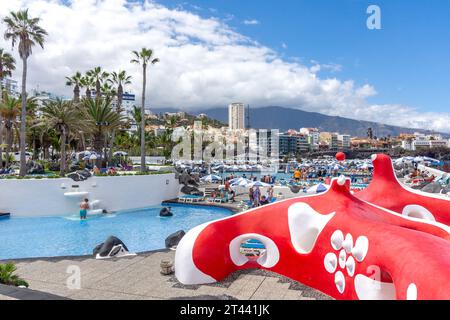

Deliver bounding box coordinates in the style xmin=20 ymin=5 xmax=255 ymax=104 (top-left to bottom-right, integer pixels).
xmin=0 ymin=173 xmax=180 ymax=217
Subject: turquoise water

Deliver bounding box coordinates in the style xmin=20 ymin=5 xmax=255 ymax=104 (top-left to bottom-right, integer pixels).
xmin=0 ymin=204 xmax=231 ymax=260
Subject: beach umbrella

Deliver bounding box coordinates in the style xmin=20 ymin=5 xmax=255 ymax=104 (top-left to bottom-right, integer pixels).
xmin=307 ymin=183 xmax=329 ymax=194
xmin=201 ymin=174 xmax=222 ymax=182
xmin=246 ymin=181 xmax=272 ymax=188
xmin=89 ymin=154 xmax=98 ymax=160
xmin=231 ymin=178 xmax=251 ymax=187
xmin=113 ymin=151 xmax=128 ymax=157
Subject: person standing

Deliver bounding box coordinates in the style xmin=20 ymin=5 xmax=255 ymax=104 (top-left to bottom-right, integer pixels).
xmin=253 ymin=186 xmax=261 ymax=208
xmin=80 ymin=198 xmax=89 ymax=220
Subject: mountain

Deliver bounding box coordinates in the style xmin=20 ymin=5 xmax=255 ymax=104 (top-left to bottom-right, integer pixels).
xmin=151 ymin=106 xmax=448 ymax=138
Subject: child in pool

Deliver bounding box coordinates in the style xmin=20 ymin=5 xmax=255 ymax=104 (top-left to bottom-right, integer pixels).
xmin=80 ymin=198 xmax=89 ymax=220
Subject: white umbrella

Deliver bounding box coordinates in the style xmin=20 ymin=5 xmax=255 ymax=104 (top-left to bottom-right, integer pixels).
xmin=307 ymin=183 xmax=329 ymax=194
xmin=246 ymin=181 xmax=272 ymax=188
xmin=201 ymin=174 xmax=222 ymax=182
xmin=113 ymin=151 xmax=128 ymax=157
xmin=89 ymin=154 xmax=98 ymax=160
xmin=231 ymin=178 xmax=251 ymax=187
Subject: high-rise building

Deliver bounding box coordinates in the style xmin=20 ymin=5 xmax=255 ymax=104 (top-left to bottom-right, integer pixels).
xmin=228 ymin=103 xmax=245 ymax=130
xmin=0 ymin=78 xmax=18 ymax=96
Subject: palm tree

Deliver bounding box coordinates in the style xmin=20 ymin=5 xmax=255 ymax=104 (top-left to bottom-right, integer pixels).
xmin=107 ymin=71 xmax=131 ymax=161
xmin=0 ymin=49 xmax=15 ymax=101
xmin=65 ymin=71 xmax=83 ymax=103
xmin=82 ymin=97 xmax=124 ymax=165
xmin=80 ymin=75 xmax=95 ymax=100
xmin=86 ymin=67 xmax=109 ymax=100
xmin=100 ymin=81 xmax=116 ymax=100
xmin=0 ymin=49 xmax=16 ymax=168
xmin=131 ymin=48 xmax=159 ymax=172
xmin=39 ymin=99 xmax=85 ymax=176
xmin=108 ymin=70 xmax=132 ymax=113
xmin=3 ymin=9 xmax=48 ymax=176
xmin=0 ymin=95 xmax=20 ymax=168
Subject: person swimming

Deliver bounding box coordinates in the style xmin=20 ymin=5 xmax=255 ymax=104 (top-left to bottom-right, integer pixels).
xmin=80 ymin=198 xmax=89 ymax=220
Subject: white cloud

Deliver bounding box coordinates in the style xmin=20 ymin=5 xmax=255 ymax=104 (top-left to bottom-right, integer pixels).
xmin=243 ymin=19 xmax=260 ymax=25
xmin=0 ymin=0 xmax=449 ymax=133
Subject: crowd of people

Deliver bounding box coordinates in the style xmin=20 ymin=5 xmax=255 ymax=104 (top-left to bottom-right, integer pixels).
xmin=248 ymin=185 xmax=274 ymax=208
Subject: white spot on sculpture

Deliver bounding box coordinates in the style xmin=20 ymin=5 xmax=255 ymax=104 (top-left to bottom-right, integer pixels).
xmin=324 ymin=253 xmax=338 ymax=274
xmin=335 ymin=271 xmax=345 ymax=294
xmin=371 ymin=154 xmax=377 ymax=161
xmin=406 ymin=283 xmax=417 ymax=300
xmin=339 ymin=249 xmax=346 ymax=269
xmin=354 ymin=274 xmax=396 ymax=300
xmin=352 ymin=236 xmax=369 ymax=262
xmin=229 ymin=234 xmax=279 ymax=268
xmin=288 ymin=203 xmax=335 ymax=254
xmin=331 ymin=230 xmax=344 ymax=250
xmin=402 ymin=205 xmax=436 ymax=222
xmin=345 ymin=256 xmax=356 ymax=277
xmin=337 ymin=175 xmax=346 ymax=186
xmin=342 ymin=233 xmax=353 ymax=254
xmin=174 ymin=223 xmax=218 ymax=285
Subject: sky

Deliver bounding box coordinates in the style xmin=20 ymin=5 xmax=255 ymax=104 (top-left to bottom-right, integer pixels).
xmin=0 ymin=0 xmax=449 ymax=132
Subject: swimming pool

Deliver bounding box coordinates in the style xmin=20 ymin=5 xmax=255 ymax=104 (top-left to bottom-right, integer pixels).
xmin=0 ymin=204 xmax=231 ymax=260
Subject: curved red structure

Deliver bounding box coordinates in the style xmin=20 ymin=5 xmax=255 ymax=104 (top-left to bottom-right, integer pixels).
xmin=357 ymin=154 xmax=450 ymax=226
xmin=175 ymin=176 xmax=450 ymax=300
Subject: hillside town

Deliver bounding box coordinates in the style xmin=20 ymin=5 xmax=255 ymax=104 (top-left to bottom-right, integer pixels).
xmin=2 ymin=76 xmax=449 ymax=162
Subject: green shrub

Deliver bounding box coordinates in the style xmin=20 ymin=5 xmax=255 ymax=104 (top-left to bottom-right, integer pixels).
xmin=0 ymin=263 xmax=29 ymax=288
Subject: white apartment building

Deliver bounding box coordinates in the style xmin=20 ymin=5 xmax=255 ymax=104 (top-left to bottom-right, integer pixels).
xmin=338 ymin=134 xmax=351 ymax=149
xmin=0 ymin=78 xmax=18 ymax=96
xmin=404 ymin=133 xmax=450 ymax=150
xmin=228 ymin=103 xmax=245 ymax=130
xmin=300 ymin=128 xmax=320 ymax=146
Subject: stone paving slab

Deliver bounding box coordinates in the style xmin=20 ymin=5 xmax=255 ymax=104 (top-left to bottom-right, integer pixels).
xmin=6 ymin=250 xmax=332 ymax=300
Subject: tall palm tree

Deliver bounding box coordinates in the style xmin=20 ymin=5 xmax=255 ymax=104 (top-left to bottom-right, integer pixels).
xmin=80 ymin=75 xmax=95 ymax=100
xmin=107 ymin=71 xmax=131 ymax=161
xmin=0 ymin=95 xmax=20 ymax=168
xmin=39 ymin=99 xmax=84 ymax=175
xmin=82 ymin=97 xmax=124 ymax=165
xmin=65 ymin=71 xmax=83 ymax=103
xmin=86 ymin=67 xmax=109 ymax=100
xmin=0 ymin=49 xmax=15 ymax=101
xmin=100 ymin=81 xmax=116 ymax=100
xmin=131 ymin=48 xmax=159 ymax=172
xmin=0 ymin=49 xmax=16 ymax=168
xmin=3 ymin=9 xmax=48 ymax=176
xmin=108 ymin=70 xmax=132 ymax=113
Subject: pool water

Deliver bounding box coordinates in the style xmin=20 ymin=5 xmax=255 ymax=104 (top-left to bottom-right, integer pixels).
xmin=0 ymin=204 xmax=231 ymax=260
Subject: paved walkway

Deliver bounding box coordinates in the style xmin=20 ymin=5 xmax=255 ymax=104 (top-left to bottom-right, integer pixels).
xmin=5 ymin=251 xmax=331 ymax=300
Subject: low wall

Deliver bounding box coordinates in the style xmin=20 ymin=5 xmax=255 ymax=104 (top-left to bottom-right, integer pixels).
xmin=0 ymin=173 xmax=180 ymax=217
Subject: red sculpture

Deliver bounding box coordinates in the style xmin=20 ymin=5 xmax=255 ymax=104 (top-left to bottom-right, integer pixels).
xmin=336 ymin=152 xmax=346 ymax=162
xmin=175 ymin=175 xmax=450 ymax=300
xmin=357 ymin=154 xmax=450 ymax=226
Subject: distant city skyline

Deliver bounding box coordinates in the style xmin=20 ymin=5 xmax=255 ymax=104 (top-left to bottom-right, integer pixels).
xmin=1 ymin=0 xmax=449 ymax=133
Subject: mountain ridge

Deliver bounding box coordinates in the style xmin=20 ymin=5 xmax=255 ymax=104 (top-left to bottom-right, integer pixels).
xmin=151 ymin=106 xmax=449 ymax=138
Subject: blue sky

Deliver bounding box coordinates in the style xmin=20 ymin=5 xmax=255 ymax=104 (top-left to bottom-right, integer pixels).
xmin=159 ymin=0 xmax=450 ymax=114
xmin=2 ymin=0 xmax=449 ymax=131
